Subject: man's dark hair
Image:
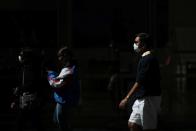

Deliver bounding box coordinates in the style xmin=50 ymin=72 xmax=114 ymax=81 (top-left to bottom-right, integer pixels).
xmin=136 ymin=33 xmax=153 ymax=49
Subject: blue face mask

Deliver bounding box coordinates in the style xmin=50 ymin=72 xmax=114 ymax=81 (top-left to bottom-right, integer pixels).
xmin=133 ymin=43 xmax=140 ymax=53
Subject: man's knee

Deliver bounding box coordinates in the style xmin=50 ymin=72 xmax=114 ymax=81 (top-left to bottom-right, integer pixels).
xmin=128 ymin=122 xmax=142 ymax=130
xmin=128 ymin=122 xmax=133 ymax=128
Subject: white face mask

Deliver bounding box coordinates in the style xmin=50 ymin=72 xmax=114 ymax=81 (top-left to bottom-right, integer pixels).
xmin=18 ymin=55 xmax=22 ymax=62
xmin=133 ymin=43 xmax=140 ymax=53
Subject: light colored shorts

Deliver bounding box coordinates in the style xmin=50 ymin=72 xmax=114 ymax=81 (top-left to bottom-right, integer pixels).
xmin=128 ymin=96 xmax=161 ymax=130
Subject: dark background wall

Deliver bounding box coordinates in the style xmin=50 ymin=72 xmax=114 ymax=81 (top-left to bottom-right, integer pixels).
xmin=72 ymin=0 xmax=168 ymax=48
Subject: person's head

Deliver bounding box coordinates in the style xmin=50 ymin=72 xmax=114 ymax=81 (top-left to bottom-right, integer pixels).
xmin=57 ymin=46 xmax=73 ymax=66
xmin=18 ymin=47 xmax=34 ymax=64
xmin=133 ymin=33 xmax=153 ymax=54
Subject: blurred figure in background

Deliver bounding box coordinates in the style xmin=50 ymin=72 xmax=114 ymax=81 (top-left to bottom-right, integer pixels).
xmin=10 ymin=47 xmax=45 ymax=131
xmin=107 ymin=63 xmax=122 ymax=113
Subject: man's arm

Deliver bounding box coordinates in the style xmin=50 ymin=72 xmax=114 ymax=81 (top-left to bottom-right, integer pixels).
xmin=119 ymin=82 xmax=141 ymax=109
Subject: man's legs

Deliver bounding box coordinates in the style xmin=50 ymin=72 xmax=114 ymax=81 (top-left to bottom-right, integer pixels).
xmin=143 ymin=130 xmax=157 ymax=131
xmin=128 ymin=99 xmax=143 ymax=131
xmin=128 ymin=122 xmax=142 ymax=131
xmin=127 ymin=97 xmax=161 ymax=131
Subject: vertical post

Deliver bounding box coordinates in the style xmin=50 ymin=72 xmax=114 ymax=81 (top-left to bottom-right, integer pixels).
xmin=56 ymin=0 xmax=72 ymax=48
xmin=56 ymin=0 xmax=60 ymax=48
xmin=148 ymin=0 xmax=157 ymax=47
xmin=67 ymin=0 xmax=72 ymax=48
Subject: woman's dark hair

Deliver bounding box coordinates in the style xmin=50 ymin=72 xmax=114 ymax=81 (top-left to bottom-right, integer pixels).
xmin=57 ymin=46 xmax=73 ymax=58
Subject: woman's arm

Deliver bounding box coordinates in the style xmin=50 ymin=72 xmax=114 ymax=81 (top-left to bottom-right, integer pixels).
xmin=51 ymin=67 xmax=73 ymax=88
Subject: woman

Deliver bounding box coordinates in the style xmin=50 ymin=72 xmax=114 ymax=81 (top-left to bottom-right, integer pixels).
xmin=47 ymin=47 xmax=80 ymax=131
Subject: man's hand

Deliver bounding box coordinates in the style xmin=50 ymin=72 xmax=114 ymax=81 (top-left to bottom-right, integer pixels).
xmin=119 ymin=98 xmax=128 ymax=109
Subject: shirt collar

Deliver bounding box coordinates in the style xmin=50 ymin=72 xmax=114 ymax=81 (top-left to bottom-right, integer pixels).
xmin=142 ymin=51 xmax=151 ymax=57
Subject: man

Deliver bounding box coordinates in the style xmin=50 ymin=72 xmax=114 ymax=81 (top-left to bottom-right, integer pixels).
xmin=47 ymin=46 xmax=80 ymax=131
xmin=119 ymin=33 xmax=161 ymax=131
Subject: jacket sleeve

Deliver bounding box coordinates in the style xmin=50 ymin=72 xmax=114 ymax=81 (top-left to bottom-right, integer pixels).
xmin=50 ymin=67 xmax=73 ymax=88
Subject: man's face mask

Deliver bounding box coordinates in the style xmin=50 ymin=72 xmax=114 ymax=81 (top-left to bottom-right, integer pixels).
xmin=133 ymin=43 xmax=140 ymax=53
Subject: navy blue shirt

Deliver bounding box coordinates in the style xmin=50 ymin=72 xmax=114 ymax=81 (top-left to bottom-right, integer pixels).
xmin=135 ymin=53 xmax=161 ymax=98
